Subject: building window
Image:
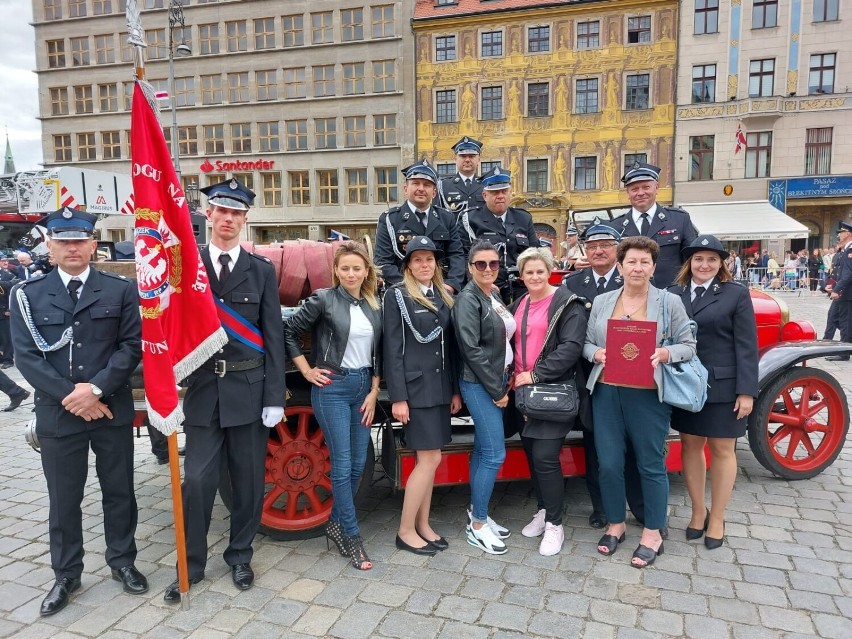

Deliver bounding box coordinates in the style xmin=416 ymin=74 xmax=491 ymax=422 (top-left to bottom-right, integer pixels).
xmin=174 ymin=77 xmax=195 ymax=107
xmin=689 ymin=135 xmax=714 ymax=181
xmin=527 ymin=25 xmax=550 ymax=53
xmin=74 ymin=85 xmax=93 ymax=114
xmin=286 ymin=120 xmax=308 ymax=151
xmin=372 ymin=5 xmax=394 ymax=38
xmin=256 ymin=70 xmax=277 ymax=101
xmin=624 ymin=153 xmax=648 ymax=174
xmin=178 ymin=126 xmax=198 ymax=156
xmin=68 ymin=0 xmax=86 ymax=18
xmin=226 ymin=20 xmax=246 ymax=52
xmin=527 ymin=82 xmax=549 ymax=117
xmin=694 ymin=0 xmax=719 ymax=34
xmin=745 ymin=132 xmax=772 ymax=178
xmin=481 ymin=31 xmax=503 ymax=57
xmin=436 ymin=89 xmax=456 ymax=123
xmin=258 ymin=121 xmax=280 ymax=152
xmin=47 ymin=39 xmax=65 ymax=68
xmin=232 ymin=173 xmax=255 ymax=193
xmin=198 ymin=24 xmax=220 ymax=55
xmin=374 ymin=114 xmax=396 ymax=146
xmin=254 ymin=17 xmax=275 ymax=49
xmin=692 ymin=64 xmax=716 ymax=103
xmin=94 ymin=34 xmax=115 ymax=64
xmin=231 ymin=123 xmax=251 ymax=153
xmin=625 ymin=74 xmax=650 ymax=109
xmin=748 ymin=59 xmax=775 ymax=97
xmin=282 ymin=15 xmax=304 ymax=47
xmin=289 ymin=171 xmax=310 ymax=205
xmin=481 ymin=161 xmax=502 ymax=175
xmin=145 ymin=1 xmax=165 ymax=8
xmin=317 ymin=170 xmax=339 ymax=205
xmin=78 ymin=133 xmax=96 ymax=161
xmin=120 ymin=38 xmax=134 ymax=63
xmin=436 ymin=35 xmax=456 ymax=61
xmin=346 ymin=169 xmax=369 ymax=204
xmin=123 ymin=82 xmax=133 ymax=110
xmin=574 ymin=157 xmax=597 ymax=190
xmin=146 ymin=29 xmax=166 ymax=60
xmin=284 ymin=68 xmax=307 ymax=99
xmin=809 ymin=53 xmax=836 ymax=94
xmin=201 ymin=74 xmax=222 ymax=104
xmin=261 ymin=172 xmax=282 ymax=207
xmin=313 ymin=65 xmax=335 ymax=97
xmin=627 ymin=16 xmax=652 ymax=43
xmin=311 ymin=12 xmax=333 ymax=44
xmin=93 ymin=0 xmax=111 ymax=15
xmin=44 ymin=0 xmax=62 ymax=20
xmin=228 ymin=72 xmax=249 ymax=102
xmin=203 ymin=125 xmax=224 ymax=154
xmin=577 ymin=21 xmax=600 ymax=49
xmin=526 ymin=159 xmax=548 ymax=192
xmin=436 ymin=163 xmax=455 ymax=178
xmin=575 ymin=78 xmax=599 ymax=113
xmin=814 ymin=0 xmax=840 ymax=22
xmin=50 ymin=87 xmax=69 ymax=115
xmin=98 ymin=83 xmax=118 ymax=112
xmin=343 ymin=63 xmax=365 ymax=95
xmin=481 ymin=86 xmax=503 ymax=120
xmin=315 ymin=118 xmax=337 ymax=150
xmin=436 ymin=0 xmax=457 ymax=5
xmin=102 ymin=131 xmax=121 ymax=160
xmin=205 ymin=173 xmax=226 ymax=187
xmin=344 ymin=116 xmax=366 ymax=148
xmin=54 ymin=134 xmax=72 ymax=162
xmin=376 ymin=167 xmax=398 ymax=203
xmin=342 ymin=8 xmax=363 ymax=41
xmin=753 ymin=0 xmax=778 ymax=29
xmin=805 ymin=128 xmax=832 ymax=175
xmin=373 ymin=60 xmax=395 ymax=93
xmin=70 ymin=37 xmax=90 ymax=66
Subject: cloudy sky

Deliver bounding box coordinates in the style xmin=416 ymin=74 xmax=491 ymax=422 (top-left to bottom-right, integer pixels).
xmin=1 ymin=1 xmax=42 ymax=171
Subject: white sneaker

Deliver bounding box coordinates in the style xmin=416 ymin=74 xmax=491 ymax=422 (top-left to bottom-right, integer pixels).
xmin=539 ymin=522 xmax=564 ymax=556
xmin=468 ymin=508 xmax=511 ymax=539
xmin=522 ymin=509 xmax=547 ymax=538
xmin=466 ymin=523 xmax=508 ymax=555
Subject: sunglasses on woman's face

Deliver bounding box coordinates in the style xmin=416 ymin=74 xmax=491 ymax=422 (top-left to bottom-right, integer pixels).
xmin=471 ymin=260 xmax=501 ymax=272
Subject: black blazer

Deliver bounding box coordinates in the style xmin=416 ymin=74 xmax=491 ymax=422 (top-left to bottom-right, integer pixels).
xmin=668 ymin=279 xmax=758 ymax=403
xmin=436 ymin=173 xmax=485 ymax=214
xmin=382 ymin=285 xmax=458 ymax=408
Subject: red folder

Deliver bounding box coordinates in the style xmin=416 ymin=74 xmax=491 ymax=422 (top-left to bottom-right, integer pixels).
xmin=603 ymin=319 xmax=656 ymax=389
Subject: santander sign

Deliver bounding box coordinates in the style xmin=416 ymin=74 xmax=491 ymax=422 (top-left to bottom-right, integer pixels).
xmin=200 ymin=158 xmax=275 ymax=173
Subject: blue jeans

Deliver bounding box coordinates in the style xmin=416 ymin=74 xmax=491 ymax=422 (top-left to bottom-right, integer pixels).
xmin=312 ymin=367 xmax=372 ymax=536
xmin=460 ymin=376 xmax=507 ymax=523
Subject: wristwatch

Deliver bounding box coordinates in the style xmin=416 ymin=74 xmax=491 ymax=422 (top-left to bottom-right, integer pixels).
xmin=90 ymin=384 xmax=103 ymax=398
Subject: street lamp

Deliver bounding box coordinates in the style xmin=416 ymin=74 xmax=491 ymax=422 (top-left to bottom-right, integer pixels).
xmin=167 ymin=0 xmax=191 ymax=180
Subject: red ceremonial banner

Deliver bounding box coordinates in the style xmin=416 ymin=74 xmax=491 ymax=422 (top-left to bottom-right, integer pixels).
xmin=603 ymin=319 xmax=656 ymax=389
xmin=130 ymin=81 xmax=227 ymax=434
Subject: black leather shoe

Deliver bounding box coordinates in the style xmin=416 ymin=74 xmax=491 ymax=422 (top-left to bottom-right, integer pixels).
xmin=178 ymin=446 xmax=186 ymax=456
xmin=231 ymin=563 xmax=254 ymax=590
xmin=588 ymin=511 xmax=607 ymax=529
xmin=40 ymin=577 xmax=81 ymax=616
xmin=163 ymin=576 xmax=202 ymax=603
xmin=395 ymin=534 xmax=437 ymax=556
xmin=416 ymin=528 xmax=448 ymax=551
xmin=3 ymin=390 xmax=29 ymax=412
xmin=111 ymin=565 xmax=148 ymax=594
xmin=660 ymin=527 xmax=669 ymax=540
xmin=686 ymin=509 xmax=710 ymax=541
xmin=155 ymin=456 xmax=168 ymax=465
xmin=826 ymin=355 xmax=850 ymax=361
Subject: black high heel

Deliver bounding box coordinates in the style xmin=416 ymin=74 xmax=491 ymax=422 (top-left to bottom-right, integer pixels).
xmin=325 ymin=520 xmax=347 ymax=557
xmin=631 ymin=541 xmax=664 ymax=568
xmin=342 ymin=534 xmax=373 ymax=570
xmin=704 ymin=523 xmax=725 ymax=550
xmin=686 ymin=509 xmax=710 ymax=541
xmin=597 ymin=531 xmax=626 ymax=556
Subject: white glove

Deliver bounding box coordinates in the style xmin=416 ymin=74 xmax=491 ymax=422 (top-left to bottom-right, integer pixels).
xmin=262 ymin=406 xmax=285 ymax=428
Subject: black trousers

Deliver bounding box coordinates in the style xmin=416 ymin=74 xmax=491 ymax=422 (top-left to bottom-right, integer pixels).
xmin=148 ymin=424 xmax=168 ymax=460
xmin=840 ymin=301 xmax=852 ymax=343
xmin=0 ymin=369 xmax=25 ymax=398
xmin=0 ymin=317 xmax=12 ymax=363
xmin=521 ymin=435 xmax=565 ymax=525
xmin=182 ymin=411 xmax=268 ymax=580
xmin=40 ymin=425 xmax=138 ymax=579
xmin=583 ymin=428 xmax=647 ymax=524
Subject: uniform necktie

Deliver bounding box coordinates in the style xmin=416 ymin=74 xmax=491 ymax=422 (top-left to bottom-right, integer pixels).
xmin=640 ymin=213 xmax=650 ymax=236
xmin=498 ymin=216 xmax=506 ymax=231
xmin=694 ymin=285 xmax=705 ymax=302
xmin=597 ymin=276 xmax=607 ymax=295
xmin=219 ymin=253 xmax=231 ymax=287
xmin=416 ymin=210 xmax=427 ymax=227
xmin=464 ymin=178 xmax=471 ymax=187
xmin=67 ymin=279 xmax=82 ymax=304
xmin=425 ymin=288 xmax=434 ymax=298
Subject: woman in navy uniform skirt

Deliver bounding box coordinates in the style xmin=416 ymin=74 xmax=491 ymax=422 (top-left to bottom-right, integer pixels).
xmin=384 ymin=236 xmax=462 ymax=555
xmin=669 ymin=235 xmax=758 ymax=549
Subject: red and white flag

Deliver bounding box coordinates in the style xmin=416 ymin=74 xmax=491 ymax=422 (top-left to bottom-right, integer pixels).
xmin=734 ymin=124 xmax=747 ymax=155
xmin=130 ymin=81 xmax=227 ymax=434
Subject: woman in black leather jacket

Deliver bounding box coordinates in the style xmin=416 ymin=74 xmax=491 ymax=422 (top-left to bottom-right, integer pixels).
xmin=284 ymin=242 xmax=382 ymax=570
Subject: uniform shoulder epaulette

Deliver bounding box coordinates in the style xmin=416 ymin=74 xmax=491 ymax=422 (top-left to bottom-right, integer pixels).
xmin=18 ymin=273 xmax=46 ymax=287
xmin=249 ymin=252 xmax=272 ymax=264
xmin=99 ymin=270 xmax=129 ymax=281
xmin=380 ymin=204 xmax=403 ymax=218
xmin=663 ymin=204 xmax=688 ymax=214
xmin=562 ymin=268 xmax=585 ymax=280
xmin=432 ymin=204 xmax=452 ymax=215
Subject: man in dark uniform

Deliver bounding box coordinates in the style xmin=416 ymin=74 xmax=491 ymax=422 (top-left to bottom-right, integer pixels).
xmin=460 ymin=167 xmax=540 ymax=303
xmin=563 ymin=224 xmax=648 ymax=530
xmin=0 ymin=261 xmax=19 ymax=367
xmin=164 ymin=178 xmax=286 ymax=603
xmin=824 ymin=237 xmax=845 ymax=343
xmin=435 ymin=136 xmax=485 ymax=216
xmin=605 ymin=162 xmax=697 ymax=288
xmin=375 ymin=160 xmax=466 ymax=294
xmin=827 ymin=222 xmax=852 ymax=361
xmin=10 ymin=207 xmax=146 ymax=616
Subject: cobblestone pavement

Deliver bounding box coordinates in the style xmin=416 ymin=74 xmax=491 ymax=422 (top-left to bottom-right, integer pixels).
xmin=1 ymin=291 xmax=851 ymax=639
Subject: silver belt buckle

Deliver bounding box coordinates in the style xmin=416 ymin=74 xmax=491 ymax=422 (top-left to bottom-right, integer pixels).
xmin=214 ymin=360 xmax=227 ymax=377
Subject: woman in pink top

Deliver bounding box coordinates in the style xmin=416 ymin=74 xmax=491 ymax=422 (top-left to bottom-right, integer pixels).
xmin=509 ymin=248 xmax=588 ymax=556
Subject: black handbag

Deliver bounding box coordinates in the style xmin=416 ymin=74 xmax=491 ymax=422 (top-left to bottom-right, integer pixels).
xmin=514 ymin=296 xmax=579 ymax=421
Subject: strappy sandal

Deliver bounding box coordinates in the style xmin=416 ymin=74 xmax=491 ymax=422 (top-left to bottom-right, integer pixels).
xmin=343 ymin=534 xmax=373 ymax=571
xmin=631 ymin=542 xmax=664 ymax=568
xmin=325 ymin=520 xmax=347 ymax=557
xmin=597 ymin=531 xmax=626 ymax=556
